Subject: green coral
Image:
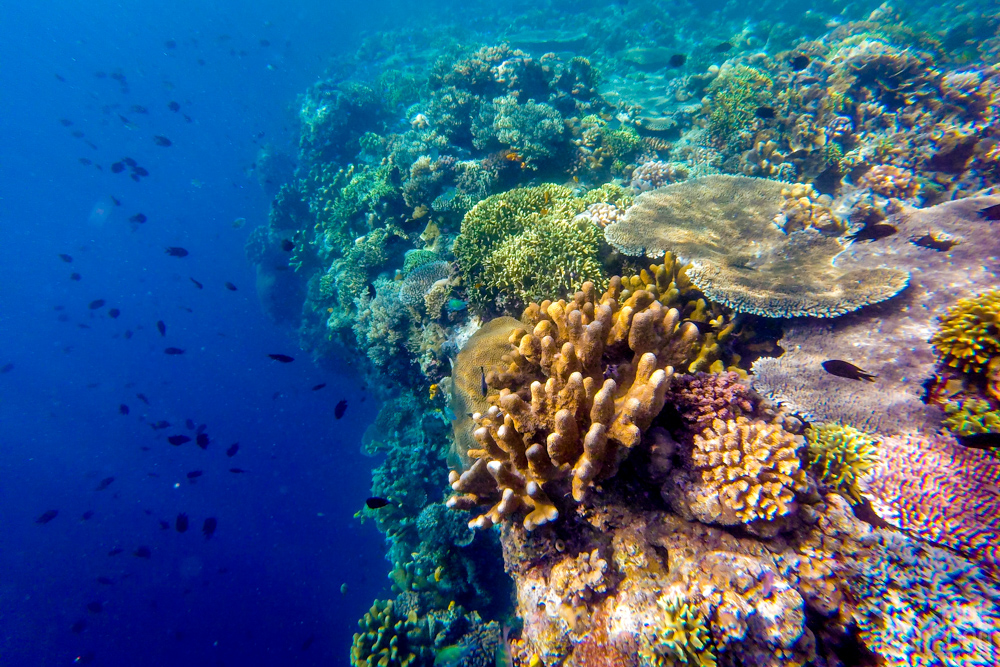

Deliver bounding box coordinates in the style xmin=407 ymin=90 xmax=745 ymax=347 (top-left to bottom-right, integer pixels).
xmin=403 ymin=249 xmax=442 ymax=276
xmin=806 ymin=422 xmax=880 ymax=504
xmin=706 ymin=65 xmax=774 ymax=150
xmin=600 ymin=124 xmax=642 ymax=162
xmin=454 ymin=183 xmax=630 ymax=313
xmin=351 ymin=598 xmax=436 ymax=667
xmin=943 ymin=399 xmax=1000 ymax=437
xmin=641 ymin=596 xmax=717 ymax=667
xmin=472 ymin=95 xmax=565 ymax=167
xmin=931 ymin=289 xmax=1000 ymax=374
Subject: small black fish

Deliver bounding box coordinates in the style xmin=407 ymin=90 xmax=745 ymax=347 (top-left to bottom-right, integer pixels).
xmin=36 ymin=509 xmax=58 ymax=524
xmin=118 ymin=114 xmax=131 ymax=125
xmin=111 ymin=161 xmax=125 ymax=173
xmin=366 ymin=283 xmax=376 ymax=299
xmin=226 ymin=442 xmax=239 ymax=457
xmin=123 ymin=157 xmax=137 ymax=167
xmin=96 ymin=576 xmax=114 ymax=585
xmin=229 ymin=467 xmax=247 ymax=473
xmin=70 ymin=272 xmax=82 ymax=281
xmin=334 ymin=399 xmax=348 ymax=419
xmin=0 ymin=362 xmax=13 ymax=374
xmin=59 ymin=253 xmax=73 ymax=263
xmin=130 ymin=105 xmax=148 ymax=114
xmin=164 ymin=347 xmax=185 ymax=355
xmin=59 ymin=118 xmax=73 ymax=126
xmin=133 ymin=546 xmax=151 ymax=558
xmin=911 ymin=233 xmax=958 ymax=252
xmin=165 ymin=247 xmax=189 ymax=257
xmin=71 ymin=619 xmax=87 ymax=633
xmin=713 ymin=41 xmax=733 ymax=52
xmin=130 ymin=171 xmax=143 ymax=181
xmin=168 ymin=101 xmax=181 ymax=112
xmin=186 ymin=470 xmax=203 ymax=479
xmin=108 ymin=547 xmax=123 ymax=556
xmin=130 ymin=213 xmax=147 ymax=224
xmin=196 ymin=433 xmax=209 ymax=449
xmin=851 ymin=223 xmax=897 ymax=242
xmin=137 ymin=393 xmax=150 ymax=405
xmin=185 ymin=418 xmax=195 ymax=430
xmin=190 ymin=277 xmax=203 ymax=289
xmin=822 ymin=359 xmax=877 ymax=382
xmin=224 ymin=281 xmax=238 ymax=291
xmin=72 ymin=130 xmax=85 ymax=138
xmin=168 ymin=435 xmax=190 ymax=446
xmin=668 ymin=54 xmax=686 ymax=67
xmin=301 ymin=634 xmax=315 ymax=651
xmin=311 ymin=383 xmax=326 ymax=391
xmin=158 ymin=520 xmax=170 ymax=530
xmin=269 ymin=353 xmax=294 ymax=363
xmin=176 ymin=513 xmax=189 ymax=533
xmin=153 ymin=135 xmax=173 ymax=147
xmin=96 ymin=476 xmax=115 ymax=491
xmin=684 ymin=319 xmax=716 ymax=335
xmin=108 ymin=308 xmax=120 ymax=318
xmin=480 ymin=366 xmax=487 ymax=397
xmin=55 ymin=73 xmax=66 ymax=82
xmin=790 ymin=54 xmax=811 ymax=71
xmin=86 ymin=601 xmax=103 ymax=613
xmin=960 ymin=432 xmax=1000 ymax=450
xmin=81 ymin=510 xmax=94 ymax=520
xmin=366 ymin=496 xmax=391 ymax=509
xmin=110 ymin=196 xmax=121 ymax=206
xmin=156 ymin=320 xmax=166 ymax=336
xmin=119 ymin=404 xmax=129 ymax=415
xmin=755 ymin=106 xmax=776 ymax=119
xmin=280 ymin=239 xmax=295 ymax=251
xmin=88 ymin=299 xmax=106 ymax=310
xmin=202 ymin=517 xmax=217 ymax=539
xmin=978 ymin=203 xmax=1000 ymax=221
xmin=164 ymin=39 xmax=177 ymax=49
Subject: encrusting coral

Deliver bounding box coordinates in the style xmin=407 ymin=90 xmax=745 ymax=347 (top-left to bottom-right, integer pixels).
xmin=447 ymin=274 xmax=711 ymax=530
xmin=804 ymin=422 xmax=879 ymax=504
xmin=931 ymin=288 xmax=1000 ymax=375
xmin=604 ymin=175 xmax=908 ymax=318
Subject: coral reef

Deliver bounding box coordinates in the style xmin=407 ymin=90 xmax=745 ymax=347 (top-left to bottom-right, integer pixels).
xmin=804 ymin=422 xmax=879 ymax=503
xmin=665 ymin=372 xmax=757 ymax=433
xmin=931 ymin=288 xmax=1000 ymax=375
xmin=604 ymin=175 xmax=908 ymax=317
xmin=943 ymin=399 xmax=1000 ymax=437
xmin=472 ymin=95 xmax=565 ymax=168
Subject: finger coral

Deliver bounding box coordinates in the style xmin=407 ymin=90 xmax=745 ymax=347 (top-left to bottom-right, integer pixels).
xmin=805 ymin=422 xmax=879 ymax=503
xmin=448 ymin=277 xmax=709 ymax=530
xmin=942 ymin=399 xmax=1000 ymax=437
xmin=675 ymin=417 xmax=808 ymax=527
xmin=604 ymin=175 xmax=908 ymax=318
xmin=931 ymin=289 xmax=1000 ymax=375
xmin=351 ymin=598 xmax=435 ymax=667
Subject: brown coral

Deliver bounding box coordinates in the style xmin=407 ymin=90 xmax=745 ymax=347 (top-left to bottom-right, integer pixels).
xmin=605 ymin=175 xmax=909 ymax=317
xmin=860 ymin=164 xmax=920 ymax=199
xmin=448 ymin=277 xmax=709 ymax=530
xmin=666 ymin=372 xmax=757 ymax=433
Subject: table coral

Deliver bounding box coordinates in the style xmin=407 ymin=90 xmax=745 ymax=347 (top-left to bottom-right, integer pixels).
xmin=448 ymin=278 xmax=709 ymax=530
xmin=604 ymin=175 xmax=908 ymax=317
xmin=804 ymin=422 xmax=878 ymax=504
xmin=860 ymin=432 xmax=1000 ymax=575
xmin=931 ymin=288 xmax=1000 ymax=375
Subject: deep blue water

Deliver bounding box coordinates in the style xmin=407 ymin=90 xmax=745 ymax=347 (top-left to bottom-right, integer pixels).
xmin=0 ymin=2 xmax=399 ymax=664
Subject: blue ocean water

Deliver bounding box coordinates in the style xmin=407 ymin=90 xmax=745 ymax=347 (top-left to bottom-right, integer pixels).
xmin=0 ymin=2 xmax=400 ymax=664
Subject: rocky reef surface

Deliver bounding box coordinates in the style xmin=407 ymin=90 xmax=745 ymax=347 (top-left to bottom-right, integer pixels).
xmin=249 ymin=1 xmax=1000 ymax=665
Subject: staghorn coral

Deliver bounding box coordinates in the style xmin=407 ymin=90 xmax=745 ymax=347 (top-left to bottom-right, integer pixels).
xmin=942 ymin=399 xmax=1000 ymax=437
xmin=850 ymin=529 xmax=1000 ymax=667
xmin=605 ymin=175 xmax=908 ymax=317
xmin=753 ymin=195 xmax=1000 ymax=437
xmin=448 ymin=277 xmax=710 ymax=530
xmin=665 ymin=372 xmax=757 ymax=434
xmin=860 ymin=432 xmax=1000 ymax=574
xmin=671 ymin=417 xmax=808 ymax=528
xmin=805 ymin=422 xmax=879 ymax=504
xmin=931 ymin=289 xmax=1000 ymax=375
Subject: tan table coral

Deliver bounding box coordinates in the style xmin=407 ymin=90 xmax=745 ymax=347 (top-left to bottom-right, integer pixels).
xmin=604 ymin=175 xmax=908 ymax=318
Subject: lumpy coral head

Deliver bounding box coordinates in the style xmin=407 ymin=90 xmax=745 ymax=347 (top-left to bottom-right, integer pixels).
xmin=604 ymin=175 xmax=908 ymax=317
xmin=931 ymin=288 xmax=1000 ymax=375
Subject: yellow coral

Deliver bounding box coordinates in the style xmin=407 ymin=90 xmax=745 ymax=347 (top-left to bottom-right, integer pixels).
xmin=641 ymin=596 xmax=717 ymax=667
xmin=806 ymin=422 xmax=879 ymax=503
xmin=931 ymin=289 xmax=1000 ymax=374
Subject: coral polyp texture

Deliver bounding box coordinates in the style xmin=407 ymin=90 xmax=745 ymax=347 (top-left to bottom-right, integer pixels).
xmin=860 ymin=432 xmax=1000 ymax=574
xmin=665 ymin=372 xmax=758 ymax=434
xmin=448 ymin=277 xmax=709 ymax=530
xmin=804 ymin=422 xmax=879 ymax=504
xmin=604 ymin=175 xmax=908 ymax=317
xmin=931 ymin=289 xmax=1000 ymax=375
xmin=673 ymin=417 xmax=808 ymax=528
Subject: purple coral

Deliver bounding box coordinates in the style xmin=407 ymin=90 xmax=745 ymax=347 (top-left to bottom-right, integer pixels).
xmin=666 ymin=372 xmax=757 ymax=433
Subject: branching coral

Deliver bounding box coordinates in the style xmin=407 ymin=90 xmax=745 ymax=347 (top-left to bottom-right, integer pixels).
xmin=665 ymin=372 xmax=757 ymax=433
xmin=351 ymin=598 xmax=436 ymax=667
xmin=706 ymin=65 xmax=774 ymax=151
xmin=472 ymin=95 xmax=565 ymax=167
xmin=448 ymin=277 xmax=710 ymax=530
xmin=641 ymin=596 xmax=717 ymax=667
xmin=931 ymin=289 xmax=1000 ymax=375
xmin=805 ymin=422 xmax=879 ymax=503
xmin=605 ymin=175 xmax=908 ymax=317
xmin=942 ymin=399 xmax=1000 ymax=437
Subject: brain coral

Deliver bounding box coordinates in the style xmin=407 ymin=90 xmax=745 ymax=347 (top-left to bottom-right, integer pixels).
xmin=805 ymin=422 xmax=878 ymax=504
xmin=454 ymin=183 xmax=630 ymax=313
xmin=448 ymin=277 xmax=709 ymax=530
xmin=931 ymin=288 xmax=1000 ymax=375
xmin=678 ymin=417 xmax=808 ymax=527
xmin=604 ymin=175 xmax=908 ymax=317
